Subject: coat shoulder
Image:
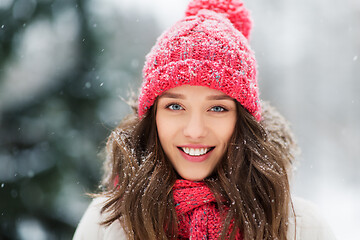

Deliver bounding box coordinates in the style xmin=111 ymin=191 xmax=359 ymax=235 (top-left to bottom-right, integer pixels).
xmin=287 ymin=197 xmax=337 ymax=240
xmin=73 ymin=197 xmax=127 ymax=240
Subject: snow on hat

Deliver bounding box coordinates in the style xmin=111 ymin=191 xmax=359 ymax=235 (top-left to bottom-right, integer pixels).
xmin=138 ymin=0 xmax=260 ymax=121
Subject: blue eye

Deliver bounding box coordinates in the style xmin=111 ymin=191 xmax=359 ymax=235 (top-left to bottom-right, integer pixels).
xmin=168 ymin=104 xmax=183 ymax=111
xmin=210 ymin=106 xmax=226 ymax=112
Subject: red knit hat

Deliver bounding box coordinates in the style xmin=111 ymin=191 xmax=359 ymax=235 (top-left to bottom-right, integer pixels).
xmin=138 ymin=0 xmax=260 ymax=121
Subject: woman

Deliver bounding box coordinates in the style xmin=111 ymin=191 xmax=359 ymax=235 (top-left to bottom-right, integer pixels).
xmin=74 ymin=0 xmax=336 ymax=239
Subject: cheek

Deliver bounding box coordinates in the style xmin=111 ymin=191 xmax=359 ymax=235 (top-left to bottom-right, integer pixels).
xmin=211 ymin=118 xmax=236 ymax=143
xmin=156 ymin=115 xmax=166 ymax=144
xmin=225 ymin=124 xmax=236 ymax=141
xmin=156 ymin=113 xmax=178 ymax=146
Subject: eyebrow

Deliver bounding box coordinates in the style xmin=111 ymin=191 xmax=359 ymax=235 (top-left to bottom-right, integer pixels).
xmin=206 ymin=95 xmax=234 ymax=101
xmin=158 ymin=92 xmax=185 ymax=99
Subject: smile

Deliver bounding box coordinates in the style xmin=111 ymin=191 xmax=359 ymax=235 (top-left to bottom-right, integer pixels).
xmin=180 ymin=147 xmax=213 ymax=156
xmin=177 ymin=146 xmax=214 ymax=163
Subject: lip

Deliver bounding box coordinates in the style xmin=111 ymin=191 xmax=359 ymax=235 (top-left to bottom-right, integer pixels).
xmin=177 ymin=144 xmax=213 ymax=148
xmin=177 ymin=144 xmax=214 ymax=163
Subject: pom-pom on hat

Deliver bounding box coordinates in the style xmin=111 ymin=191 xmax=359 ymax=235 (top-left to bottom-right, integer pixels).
xmin=138 ymin=0 xmax=261 ymax=121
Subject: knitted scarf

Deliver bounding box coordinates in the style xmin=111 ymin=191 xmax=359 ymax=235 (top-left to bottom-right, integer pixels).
xmin=172 ymin=179 xmax=242 ymax=240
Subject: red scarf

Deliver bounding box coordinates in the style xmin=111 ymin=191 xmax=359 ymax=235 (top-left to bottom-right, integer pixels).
xmin=172 ymin=179 xmax=242 ymax=240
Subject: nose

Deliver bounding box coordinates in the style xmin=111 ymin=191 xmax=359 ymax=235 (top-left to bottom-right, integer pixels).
xmin=183 ymin=112 xmax=208 ymax=140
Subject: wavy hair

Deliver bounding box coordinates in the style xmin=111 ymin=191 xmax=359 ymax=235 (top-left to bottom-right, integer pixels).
xmin=99 ymin=100 xmax=296 ymax=240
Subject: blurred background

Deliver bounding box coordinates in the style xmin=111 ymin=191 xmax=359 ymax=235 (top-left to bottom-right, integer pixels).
xmin=0 ymin=0 xmax=358 ymax=239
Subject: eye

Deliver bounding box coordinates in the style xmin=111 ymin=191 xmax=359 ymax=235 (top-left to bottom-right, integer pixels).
xmin=210 ymin=106 xmax=227 ymax=112
xmin=167 ymin=103 xmax=183 ymax=111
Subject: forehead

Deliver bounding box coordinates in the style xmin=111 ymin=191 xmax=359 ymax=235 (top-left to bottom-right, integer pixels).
xmin=160 ymin=85 xmax=231 ymax=99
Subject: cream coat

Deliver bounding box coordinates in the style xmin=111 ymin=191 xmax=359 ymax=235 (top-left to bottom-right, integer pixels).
xmin=73 ymin=196 xmax=337 ymax=240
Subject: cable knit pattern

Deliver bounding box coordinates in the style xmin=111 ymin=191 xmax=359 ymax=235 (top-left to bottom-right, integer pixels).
xmin=138 ymin=0 xmax=260 ymax=121
xmin=173 ymin=180 xmax=242 ymax=239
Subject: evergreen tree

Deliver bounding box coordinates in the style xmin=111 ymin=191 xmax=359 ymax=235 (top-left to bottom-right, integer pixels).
xmin=0 ymin=0 xmax=159 ymax=238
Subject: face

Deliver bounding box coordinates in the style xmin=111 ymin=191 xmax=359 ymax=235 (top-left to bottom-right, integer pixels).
xmin=156 ymin=85 xmax=237 ymax=181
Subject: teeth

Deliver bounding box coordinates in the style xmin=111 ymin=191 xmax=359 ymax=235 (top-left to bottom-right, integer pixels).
xmin=194 ymin=149 xmax=200 ymax=155
xmin=182 ymin=147 xmax=210 ymax=156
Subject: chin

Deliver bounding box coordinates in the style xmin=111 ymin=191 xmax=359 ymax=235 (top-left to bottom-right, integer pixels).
xmin=184 ymin=176 xmax=205 ymax=181
xmin=179 ymin=172 xmax=209 ymax=181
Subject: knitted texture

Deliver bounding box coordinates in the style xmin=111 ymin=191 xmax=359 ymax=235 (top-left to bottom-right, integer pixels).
xmin=185 ymin=0 xmax=252 ymax=39
xmin=173 ymin=179 xmax=242 ymax=239
xmin=138 ymin=0 xmax=260 ymax=121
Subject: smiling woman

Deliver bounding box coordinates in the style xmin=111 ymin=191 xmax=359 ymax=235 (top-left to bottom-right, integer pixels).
xmin=73 ymin=0 xmax=336 ymax=239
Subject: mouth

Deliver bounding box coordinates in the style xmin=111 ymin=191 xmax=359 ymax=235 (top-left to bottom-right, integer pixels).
xmin=178 ymin=146 xmax=215 ymax=156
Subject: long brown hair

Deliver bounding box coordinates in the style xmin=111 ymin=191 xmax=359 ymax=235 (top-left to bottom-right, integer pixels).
xmin=99 ymin=100 xmax=294 ymax=240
